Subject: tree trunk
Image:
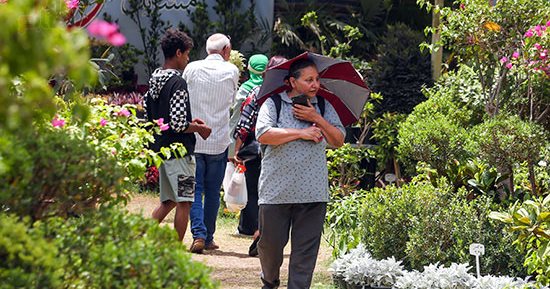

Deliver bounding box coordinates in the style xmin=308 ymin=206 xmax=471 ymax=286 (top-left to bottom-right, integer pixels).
xmin=431 ymin=0 xmax=444 ymax=80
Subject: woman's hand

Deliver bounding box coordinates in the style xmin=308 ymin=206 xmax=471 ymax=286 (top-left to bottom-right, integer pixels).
xmin=300 ymin=125 xmax=323 ymax=143
xmin=292 ymin=99 xmax=321 ymax=123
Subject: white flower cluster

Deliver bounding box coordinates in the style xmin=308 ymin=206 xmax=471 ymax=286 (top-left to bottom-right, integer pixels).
xmin=331 ymin=244 xmax=546 ymax=289
xmin=330 ymin=244 xmax=404 ymax=288
xmin=394 ymin=263 xmax=477 ymax=289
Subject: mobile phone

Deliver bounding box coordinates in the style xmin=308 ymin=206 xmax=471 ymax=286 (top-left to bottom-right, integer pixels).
xmin=291 ymin=94 xmax=309 ymax=106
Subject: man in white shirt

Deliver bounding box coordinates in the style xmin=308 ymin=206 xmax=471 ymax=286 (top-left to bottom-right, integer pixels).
xmin=182 ymin=33 xmax=239 ymax=253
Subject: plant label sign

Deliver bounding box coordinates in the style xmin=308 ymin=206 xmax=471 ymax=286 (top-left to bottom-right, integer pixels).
xmin=469 ymin=243 xmax=485 ymax=256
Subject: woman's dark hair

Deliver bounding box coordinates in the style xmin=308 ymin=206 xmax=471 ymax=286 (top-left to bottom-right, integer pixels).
xmin=161 ymin=29 xmax=194 ymax=59
xmin=288 ymin=58 xmax=316 ymax=79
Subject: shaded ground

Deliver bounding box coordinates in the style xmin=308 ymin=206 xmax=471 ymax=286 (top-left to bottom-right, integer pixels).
xmin=126 ymin=194 xmax=334 ymax=289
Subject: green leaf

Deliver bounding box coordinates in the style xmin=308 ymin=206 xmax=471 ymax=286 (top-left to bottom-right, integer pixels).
xmin=488 ymin=211 xmax=512 ymax=223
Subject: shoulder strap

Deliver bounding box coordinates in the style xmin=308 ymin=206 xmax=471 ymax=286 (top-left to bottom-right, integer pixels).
xmin=317 ymin=95 xmax=325 ymax=116
xmin=272 ymin=94 xmax=282 ymax=122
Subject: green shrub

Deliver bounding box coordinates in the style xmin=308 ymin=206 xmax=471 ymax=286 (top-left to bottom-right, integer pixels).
xmin=360 ymin=182 xmax=428 ymax=263
xmin=43 ymin=207 xmax=217 ymax=289
xmin=325 ymin=190 xmax=368 ymax=257
xmin=327 ymin=144 xmax=373 ymax=196
xmin=396 ymin=65 xmax=484 ymax=175
xmin=0 ymin=0 xmax=95 ymax=132
xmin=397 ymin=112 xmax=470 ymax=176
xmin=0 ymin=128 xmax=125 ymax=221
xmin=371 ymin=112 xmax=406 ymax=172
xmin=0 ymin=214 xmax=63 ymax=289
xmin=369 ymin=22 xmax=432 ymax=115
xmin=359 ymin=179 xmax=525 ymax=275
xmin=468 ymin=114 xmax=548 ymax=195
xmin=491 ymin=194 xmax=550 ymax=285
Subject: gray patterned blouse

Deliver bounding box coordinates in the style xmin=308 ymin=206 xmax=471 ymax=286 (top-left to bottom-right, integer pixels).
xmin=255 ymin=91 xmax=345 ymax=205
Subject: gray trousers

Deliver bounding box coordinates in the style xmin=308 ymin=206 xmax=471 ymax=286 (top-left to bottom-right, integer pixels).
xmin=258 ymin=203 xmax=327 ymax=289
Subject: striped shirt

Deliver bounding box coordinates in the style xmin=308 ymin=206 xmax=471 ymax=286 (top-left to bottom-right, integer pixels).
xmin=182 ymin=54 xmax=239 ymax=155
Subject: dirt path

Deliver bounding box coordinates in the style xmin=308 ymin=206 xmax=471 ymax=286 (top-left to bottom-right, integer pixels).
xmin=126 ymin=194 xmax=334 ymax=289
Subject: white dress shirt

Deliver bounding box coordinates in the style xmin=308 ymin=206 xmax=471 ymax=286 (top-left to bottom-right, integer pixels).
xmin=182 ymin=54 xmax=239 ymax=155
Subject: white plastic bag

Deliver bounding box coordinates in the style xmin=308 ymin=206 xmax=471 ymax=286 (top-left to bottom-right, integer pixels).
xmin=223 ymin=163 xmax=247 ymax=212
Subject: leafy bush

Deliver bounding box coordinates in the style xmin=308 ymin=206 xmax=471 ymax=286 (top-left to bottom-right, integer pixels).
xmin=418 ymin=0 xmax=550 ymax=124
xmin=0 ymin=0 xmax=95 ymax=132
xmin=369 ymin=22 xmax=432 ymax=115
xmin=397 ymin=112 xmax=470 ymax=176
xmin=360 ymin=182 xmax=426 ymax=263
xmin=325 ymin=190 xmax=368 ymax=257
xmin=0 ymin=214 xmax=63 ymax=288
xmin=42 ymin=207 xmax=217 ymax=289
xmin=359 ymin=179 xmax=525 ymax=275
xmin=396 ymin=65 xmax=486 ymax=176
xmin=371 ymin=112 xmax=406 ymax=172
xmin=0 ymin=128 xmax=125 ymax=221
xmin=491 ymin=194 xmax=550 ymax=285
xmin=468 ymin=114 xmax=548 ymax=195
xmin=57 ymin=97 xmax=187 ymax=184
xmin=327 ymin=144 xmax=373 ymax=195
xmin=90 ymin=39 xmax=142 ymax=92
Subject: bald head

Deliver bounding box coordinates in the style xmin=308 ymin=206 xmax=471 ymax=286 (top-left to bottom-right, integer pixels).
xmin=205 ymin=33 xmax=231 ymax=55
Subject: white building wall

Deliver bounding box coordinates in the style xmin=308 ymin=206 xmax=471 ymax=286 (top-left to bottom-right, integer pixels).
xmin=98 ymin=0 xmax=274 ymax=84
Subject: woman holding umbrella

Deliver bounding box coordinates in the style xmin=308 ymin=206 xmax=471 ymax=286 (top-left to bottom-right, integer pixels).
xmin=255 ymin=58 xmax=345 ymax=289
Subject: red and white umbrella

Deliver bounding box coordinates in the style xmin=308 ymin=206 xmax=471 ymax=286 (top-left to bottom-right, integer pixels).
xmin=256 ymin=52 xmax=370 ymax=126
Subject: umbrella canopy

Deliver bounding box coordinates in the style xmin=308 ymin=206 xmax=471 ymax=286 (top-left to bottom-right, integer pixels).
xmin=256 ymin=52 xmax=370 ymax=126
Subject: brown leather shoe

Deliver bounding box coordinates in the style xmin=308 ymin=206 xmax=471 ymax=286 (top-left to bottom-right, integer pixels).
xmin=205 ymin=241 xmax=219 ymax=250
xmin=190 ymin=238 xmax=205 ymax=254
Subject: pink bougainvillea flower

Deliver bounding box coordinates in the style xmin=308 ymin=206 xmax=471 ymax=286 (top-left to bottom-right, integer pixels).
xmin=541 ymin=50 xmax=548 ymax=60
xmin=51 ymin=116 xmax=65 ymax=128
xmin=505 ymin=62 xmax=513 ymax=69
xmin=87 ymin=20 xmax=126 ymax=47
xmin=65 ymin=0 xmax=79 ymax=9
xmin=534 ymin=43 xmax=542 ymax=50
xmin=100 ymin=118 xmax=108 ymax=127
xmin=546 ymin=20 xmax=550 ymax=27
xmin=117 ymin=109 xmax=130 ymax=117
xmin=524 ymin=30 xmax=534 ymax=38
xmin=111 ymin=148 xmax=117 ymax=155
xmin=155 ymin=118 xmax=170 ymax=131
xmin=459 ymin=3 xmax=465 ymax=9
xmin=107 ymin=33 xmax=126 ymax=47
xmin=159 ymin=124 xmax=170 ymax=131
xmin=499 ymin=56 xmax=508 ymax=64
xmin=512 ymin=51 xmax=520 ymax=59
xmin=87 ymin=20 xmax=118 ymax=37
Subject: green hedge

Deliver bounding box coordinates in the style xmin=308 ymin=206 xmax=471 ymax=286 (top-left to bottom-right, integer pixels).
xmin=0 ymin=214 xmax=63 ymax=289
xmin=42 ymin=207 xmax=217 ymax=289
xmin=0 ymin=128 xmax=126 ymax=221
xmin=357 ymin=179 xmax=525 ymax=275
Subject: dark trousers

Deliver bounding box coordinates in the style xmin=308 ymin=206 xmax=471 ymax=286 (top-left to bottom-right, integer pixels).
xmin=258 ymin=203 xmax=327 ymax=289
xmin=238 ymin=158 xmax=261 ymax=235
